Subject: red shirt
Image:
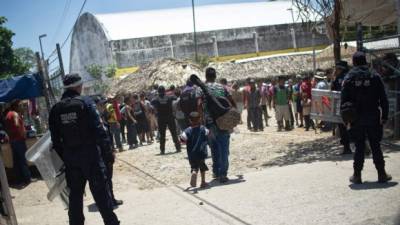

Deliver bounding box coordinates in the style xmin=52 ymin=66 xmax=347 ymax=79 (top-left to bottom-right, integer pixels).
xmin=301 ymin=81 xmax=312 ymax=99
xmin=112 ymin=101 xmax=122 ymax=122
xmin=5 ymin=111 xmax=26 ymax=142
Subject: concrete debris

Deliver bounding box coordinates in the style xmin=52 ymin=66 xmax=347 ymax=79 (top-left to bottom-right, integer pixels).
xmin=107 ymin=53 xmax=319 ymax=96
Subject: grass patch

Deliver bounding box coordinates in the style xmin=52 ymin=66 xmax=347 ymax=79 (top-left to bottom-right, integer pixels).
xmin=210 ymin=45 xmax=328 ymax=62
xmin=115 ymin=66 xmax=139 ymax=77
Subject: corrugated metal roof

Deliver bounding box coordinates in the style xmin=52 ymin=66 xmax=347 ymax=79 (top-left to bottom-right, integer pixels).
xmin=94 ymin=1 xmax=294 ymax=41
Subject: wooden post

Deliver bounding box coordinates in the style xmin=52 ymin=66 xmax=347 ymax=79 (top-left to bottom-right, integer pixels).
xmin=0 ymin=155 xmax=18 ymax=225
xmin=56 ymin=43 xmax=65 ymax=79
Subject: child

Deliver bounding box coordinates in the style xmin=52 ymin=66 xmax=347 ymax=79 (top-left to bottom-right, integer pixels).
xmin=180 ymin=112 xmax=209 ymax=188
xmin=301 ymin=92 xmax=315 ymax=131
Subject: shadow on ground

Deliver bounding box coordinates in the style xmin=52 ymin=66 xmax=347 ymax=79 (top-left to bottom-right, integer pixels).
xmin=262 ymin=136 xmax=400 ymax=168
xmin=349 ymin=181 xmax=398 ymax=190
xmin=183 ymin=175 xmax=246 ymax=194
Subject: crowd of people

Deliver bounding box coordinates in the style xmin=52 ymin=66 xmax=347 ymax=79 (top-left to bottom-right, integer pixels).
xmin=0 ymin=50 xmax=396 ymax=225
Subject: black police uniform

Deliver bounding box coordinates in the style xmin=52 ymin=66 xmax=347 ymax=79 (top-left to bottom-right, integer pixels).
xmin=341 ymin=65 xmax=388 ymax=179
xmin=151 ymin=94 xmax=181 ymax=154
xmin=49 ymin=89 xmax=119 ymax=225
xmin=332 ymin=69 xmax=351 ymax=153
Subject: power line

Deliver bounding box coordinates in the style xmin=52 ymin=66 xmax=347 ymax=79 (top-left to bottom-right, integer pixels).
xmin=50 ymin=0 xmax=72 ymax=47
xmin=47 ymin=0 xmax=88 ymax=60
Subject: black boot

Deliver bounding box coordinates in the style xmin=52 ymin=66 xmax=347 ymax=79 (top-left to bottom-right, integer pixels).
xmin=349 ymin=171 xmax=362 ymax=184
xmin=341 ymin=144 xmax=352 ymax=155
xmin=377 ymin=168 xmax=392 ymax=183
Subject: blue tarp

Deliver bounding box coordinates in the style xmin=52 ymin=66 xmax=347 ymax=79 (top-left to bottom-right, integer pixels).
xmin=0 ymin=73 xmax=44 ymax=103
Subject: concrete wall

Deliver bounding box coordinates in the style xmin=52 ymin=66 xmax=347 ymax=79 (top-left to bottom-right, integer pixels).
xmin=69 ymin=12 xmax=113 ymax=82
xmin=110 ymin=23 xmax=329 ymax=68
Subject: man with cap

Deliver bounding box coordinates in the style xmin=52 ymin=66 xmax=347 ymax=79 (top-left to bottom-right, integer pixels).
xmin=331 ymin=60 xmax=352 ymax=154
xmin=341 ymin=52 xmax=392 ymax=184
xmin=49 ymin=74 xmax=120 ymax=225
xmin=151 ymin=85 xmax=181 ymax=154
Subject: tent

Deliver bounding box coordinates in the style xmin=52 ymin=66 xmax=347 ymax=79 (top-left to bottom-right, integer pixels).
xmin=0 ymin=73 xmax=44 ymax=103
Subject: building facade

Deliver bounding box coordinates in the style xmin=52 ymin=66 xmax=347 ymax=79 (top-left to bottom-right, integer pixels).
xmin=70 ymin=1 xmax=329 ymax=82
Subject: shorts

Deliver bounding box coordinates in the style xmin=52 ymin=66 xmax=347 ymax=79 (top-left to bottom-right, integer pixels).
xmin=275 ymin=105 xmax=291 ymax=121
xmin=189 ymin=159 xmax=209 ymax=173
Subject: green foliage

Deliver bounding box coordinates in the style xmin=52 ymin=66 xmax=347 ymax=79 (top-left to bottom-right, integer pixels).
xmin=195 ymin=55 xmax=211 ymax=69
xmin=85 ymin=64 xmax=103 ymax=80
xmin=0 ymin=17 xmax=34 ymax=79
xmin=105 ymin=64 xmax=117 ymax=78
xmin=14 ymin=47 xmax=36 ymax=72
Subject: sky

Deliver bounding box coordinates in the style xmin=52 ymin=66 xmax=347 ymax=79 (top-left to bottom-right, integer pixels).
xmin=0 ymin=0 xmax=269 ymax=72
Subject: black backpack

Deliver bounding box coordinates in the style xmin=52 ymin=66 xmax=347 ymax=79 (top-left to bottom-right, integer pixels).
xmin=179 ymin=89 xmax=198 ymax=116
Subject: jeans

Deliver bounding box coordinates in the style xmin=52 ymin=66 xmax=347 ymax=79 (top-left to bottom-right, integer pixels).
xmin=208 ymin=125 xmax=230 ymax=177
xmin=109 ymin=123 xmax=122 ymax=149
xmin=11 ymin=140 xmax=31 ymax=183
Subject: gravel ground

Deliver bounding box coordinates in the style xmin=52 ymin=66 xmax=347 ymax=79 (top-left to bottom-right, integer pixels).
xmin=111 ymin=111 xmax=337 ymax=191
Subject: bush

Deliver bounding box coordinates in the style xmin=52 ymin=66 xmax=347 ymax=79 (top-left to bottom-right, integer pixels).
xmin=105 ymin=64 xmax=117 ymax=78
xmin=85 ymin=64 xmax=103 ymax=80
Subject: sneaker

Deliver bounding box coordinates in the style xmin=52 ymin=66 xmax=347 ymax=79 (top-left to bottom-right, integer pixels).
xmin=349 ymin=174 xmax=362 ymax=184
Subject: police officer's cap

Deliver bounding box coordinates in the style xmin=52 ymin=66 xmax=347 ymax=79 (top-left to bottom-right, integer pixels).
xmin=352 ymin=51 xmax=367 ymax=66
xmin=63 ymin=73 xmax=83 ymax=89
xmin=189 ymin=111 xmax=200 ymax=118
xmin=335 ymin=60 xmax=348 ymax=70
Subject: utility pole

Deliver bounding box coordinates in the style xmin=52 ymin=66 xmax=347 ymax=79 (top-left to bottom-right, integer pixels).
xmin=56 ymin=43 xmax=65 ymax=79
xmin=312 ymin=27 xmax=316 ymax=76
xmin=212 ymin=36 xmax=219 ymax=58
xmin=253 ymin=32 xmax=259 ymax=55
xmin=39 ymin=34 xmax=47 ymax=60
xmin=191 ymin=0 xmax=198 ymax=62
xmin=356 ymin=23 xmax=363 ymax=51
xmin=287 ymin=8 xmax=297 ymax=51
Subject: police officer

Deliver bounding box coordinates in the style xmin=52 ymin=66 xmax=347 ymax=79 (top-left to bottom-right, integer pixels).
xmin=49 ymin=74 xmax=119 ymax=225
xmin=151 ymin=85 xmax=181 ymax=154
xmin=93 ymin=96 xmax=123 ymax=208
xmin=341 ymin=52 xmax=392 ymax=184
xmin=332 ymin=60 xmax=352 ymax=154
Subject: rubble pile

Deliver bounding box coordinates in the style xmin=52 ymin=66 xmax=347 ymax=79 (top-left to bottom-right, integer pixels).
xmin=107 ymin=58 xmax=203 ymax=96
xmin=107 ymin=53 xmax=318 ymax=96
xmin=210 ymin=53 xmax=315 ymax=82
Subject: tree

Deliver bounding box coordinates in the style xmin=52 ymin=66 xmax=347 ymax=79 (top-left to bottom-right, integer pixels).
xmin=0 ymin=17 xmax=34 ymax=79
xmin=14 ymin=47 xmax=36 ymax=72
xmin=0 ymin=16 xmax=15 ymax=78
xmin=105 ymin=64 xmax=117 ymax=78
xmin=292 ymin=0 xmax=341 ymax=63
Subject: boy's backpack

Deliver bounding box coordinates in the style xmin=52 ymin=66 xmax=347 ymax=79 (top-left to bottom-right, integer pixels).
xmin=179 ymin=88 xmax=198 ymax=116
